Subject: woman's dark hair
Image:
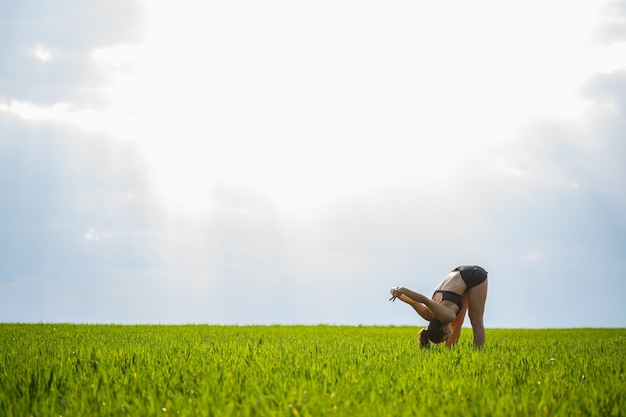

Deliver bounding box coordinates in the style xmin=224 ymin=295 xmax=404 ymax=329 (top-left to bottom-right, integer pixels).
xmin=418 ymin=319 xmax=446 ymax=348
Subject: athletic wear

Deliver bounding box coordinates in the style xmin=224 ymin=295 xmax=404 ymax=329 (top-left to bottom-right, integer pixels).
xmin=432 ymin=290 xmax=463 ymax=310
xmin=431 ymin=266 xmax=487 ymax=311
xmin=453 ymin=265 xmax=488 ymax=289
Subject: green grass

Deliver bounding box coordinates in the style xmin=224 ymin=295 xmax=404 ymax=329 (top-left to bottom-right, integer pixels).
xmin=1 ymin=324 xmax=624 ymax=416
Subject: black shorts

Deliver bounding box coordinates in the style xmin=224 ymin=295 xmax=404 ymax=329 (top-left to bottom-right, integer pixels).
xmin=454 ymin=265 xmax=488 ymax=288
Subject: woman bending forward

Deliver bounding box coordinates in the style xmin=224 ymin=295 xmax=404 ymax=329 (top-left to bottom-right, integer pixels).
xmin=389 ymin=265 xmax=488 ymax=348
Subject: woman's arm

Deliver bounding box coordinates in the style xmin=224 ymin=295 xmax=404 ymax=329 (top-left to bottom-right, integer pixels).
xmin=391 ymin=286 xmax=457 ymax=323
xmin=396 ymin=294 xmax=436 ymax=321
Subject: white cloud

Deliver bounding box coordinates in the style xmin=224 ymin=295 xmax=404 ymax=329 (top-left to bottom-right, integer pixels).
xmin=84 ymin=228 xmax=101 ymax=241
xmin=32 ymin=44 xmax=53 ymax=62
xmin=90 ymin=0 xmax=604 ymax=221
xmin=1 ymin=100 xmax=97 ymax=125
xmin=595 ymin=0 xmax=626 ymax=43
xmin=91 ymin=44 xmax=140 ymax=68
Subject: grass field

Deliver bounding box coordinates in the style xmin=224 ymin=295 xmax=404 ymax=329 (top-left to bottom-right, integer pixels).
xmin=0 ymin=324 xmax=624 ymax=416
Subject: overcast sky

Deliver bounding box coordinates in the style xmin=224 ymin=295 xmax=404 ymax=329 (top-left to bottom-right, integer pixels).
xmin=1 ymin=0 xmax=625 ymax=328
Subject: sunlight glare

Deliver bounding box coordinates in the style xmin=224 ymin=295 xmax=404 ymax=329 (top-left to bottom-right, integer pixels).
xmin=104 ymin=0 xmax=607 ymax=217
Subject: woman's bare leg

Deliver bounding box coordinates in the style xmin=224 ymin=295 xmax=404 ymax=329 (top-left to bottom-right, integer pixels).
xmin=467 ymin=278 xmax=488 ymax=348
xmin=445 ymin=293 xmax=468 ymax=347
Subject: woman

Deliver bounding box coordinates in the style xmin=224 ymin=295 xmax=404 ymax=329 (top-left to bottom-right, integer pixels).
xmin=389 ymin=265 xmax=488 ymax=348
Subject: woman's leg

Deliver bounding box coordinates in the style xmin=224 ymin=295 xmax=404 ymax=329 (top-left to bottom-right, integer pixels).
xmin=446 ymin=293 xmax=468 ymax=347
xmin=467 ymin=278 xmax=488 ymax=348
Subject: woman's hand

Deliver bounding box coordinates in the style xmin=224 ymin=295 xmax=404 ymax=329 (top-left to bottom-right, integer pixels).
xmin=389 ymin=286 xmax=403 ymax=301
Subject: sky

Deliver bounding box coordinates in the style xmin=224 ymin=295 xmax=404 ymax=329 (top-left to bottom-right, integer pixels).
xmin=1 ymin=0 xmax=625 ymax=328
